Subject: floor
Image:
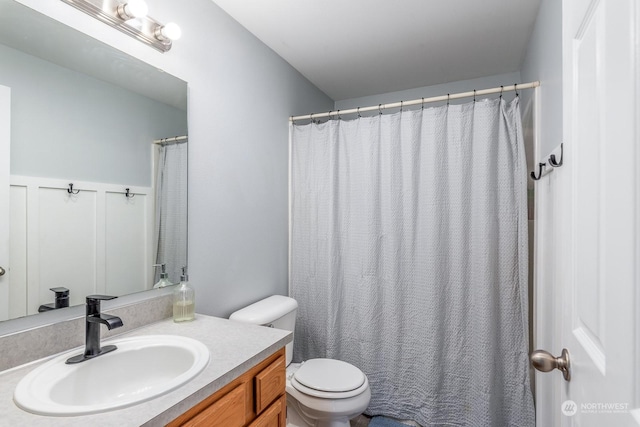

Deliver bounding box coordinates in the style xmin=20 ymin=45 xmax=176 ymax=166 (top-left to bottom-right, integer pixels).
xmin=350 ymin=414 xmax=372 ymax=426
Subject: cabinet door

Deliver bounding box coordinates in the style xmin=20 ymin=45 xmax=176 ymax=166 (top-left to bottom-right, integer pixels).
xmin=254 ymin=355 xmax=285 ymax=414
xmin=182 ymin=384 xmax=246 ymax=427
xmin=248 ymin=395 xmax=285 ymax=427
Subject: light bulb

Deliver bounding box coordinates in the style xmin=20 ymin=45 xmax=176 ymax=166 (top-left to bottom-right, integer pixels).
xmin=117 ymin=0 xmax=148 ymax=20
xmin=156 ymin=22 xmax=182 ymax=41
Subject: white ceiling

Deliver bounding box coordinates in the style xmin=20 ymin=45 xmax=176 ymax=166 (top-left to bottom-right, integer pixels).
xmin=212 ymin=0 xmax=542 ymax=101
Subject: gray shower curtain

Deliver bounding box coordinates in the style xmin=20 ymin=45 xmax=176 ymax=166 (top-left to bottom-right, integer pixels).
xmin=154 ymin=142 xmax=188 ymax=284
xmin=290 ymin=98 xmax=534 ymax=426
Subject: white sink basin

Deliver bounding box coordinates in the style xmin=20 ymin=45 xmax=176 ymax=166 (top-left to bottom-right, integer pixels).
xmin=14 ymin=335 xmax=210 ymax=416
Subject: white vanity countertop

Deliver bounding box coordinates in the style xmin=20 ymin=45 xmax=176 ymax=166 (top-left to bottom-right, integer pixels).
xmin=0 ymin=314 xmax=292 ymax=426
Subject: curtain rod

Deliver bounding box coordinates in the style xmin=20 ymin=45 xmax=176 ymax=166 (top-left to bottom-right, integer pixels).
xmin=153 ymin=135 xmax=188 ymax=145
xmin=289 ymin=81 xmax=540 ymax=122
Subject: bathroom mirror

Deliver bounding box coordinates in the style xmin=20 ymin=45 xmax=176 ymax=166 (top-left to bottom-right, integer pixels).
xmin=0 ymin=0 xmax=188 ymax=322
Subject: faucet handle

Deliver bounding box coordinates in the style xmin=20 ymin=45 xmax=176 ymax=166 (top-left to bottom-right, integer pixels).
xmin=85 ymin=295 xmax=117 ymax=315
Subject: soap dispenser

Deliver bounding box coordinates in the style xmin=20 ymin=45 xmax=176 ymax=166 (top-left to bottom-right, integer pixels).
xmin=173 ymin=266 xmax=195 ymax=322
xmin=152 ymin=263 xmax=173 ymax=288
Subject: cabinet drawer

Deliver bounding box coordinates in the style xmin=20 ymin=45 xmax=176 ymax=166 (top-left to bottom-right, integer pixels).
xmin=182 ymin=383 xmax=246 ymax=427
xmin=254 ymin=355 xmax=285 ymax=414
xmin=248 ymin=395 xmax=285 ymax=427
xmin=169 ymin=348 xmax=286 ymax=427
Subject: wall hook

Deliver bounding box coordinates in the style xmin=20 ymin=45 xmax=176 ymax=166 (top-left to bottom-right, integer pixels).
xmin=67 ymin=183 xmax=80 ymax=194
xmin=549 ymin=143 xmax=564 ymax=167
xmin=530 ymin=163 xmax=546 ymax=181
xmin=125 ymin=188 xmax=135 ymax=198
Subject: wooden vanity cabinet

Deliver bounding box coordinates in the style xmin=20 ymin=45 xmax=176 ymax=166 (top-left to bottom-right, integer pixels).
xmin=168 ymin=348 xmax=286 ymax=427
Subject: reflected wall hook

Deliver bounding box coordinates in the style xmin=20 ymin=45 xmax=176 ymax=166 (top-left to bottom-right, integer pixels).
xmin=549 ymin=143 xmax=564 ymax=167
xmin=125 ymin=188 xmax=135 ymax=198
xmin=67 ymin=183 xmax=80 ymax=194
xmin=530 ymin=163 xmax=546 ymax=181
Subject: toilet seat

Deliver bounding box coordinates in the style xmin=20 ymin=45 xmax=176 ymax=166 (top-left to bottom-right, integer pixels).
xmin=291 ymin=358 xmax=368 ymax=399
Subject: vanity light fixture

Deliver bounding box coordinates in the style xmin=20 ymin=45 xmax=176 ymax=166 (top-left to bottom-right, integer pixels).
xmin=60 ymin=0 xmax=181 ymax=52
xmin=115 ymin=0 xmax=148 ymax=20
xmin=155 ymin=22 xmax=182 ymax=42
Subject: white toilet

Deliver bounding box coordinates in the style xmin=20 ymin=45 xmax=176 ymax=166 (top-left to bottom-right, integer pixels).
xmin=230 ymin=295 xmax=371 ymax=427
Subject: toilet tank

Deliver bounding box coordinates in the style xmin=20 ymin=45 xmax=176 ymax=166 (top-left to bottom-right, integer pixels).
xmin=229 ymin=295 xmax=298 ymax=366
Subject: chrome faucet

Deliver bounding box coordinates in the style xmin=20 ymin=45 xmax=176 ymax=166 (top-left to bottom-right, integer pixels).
xmin=66 ymin=295 xmax=123 ymax=364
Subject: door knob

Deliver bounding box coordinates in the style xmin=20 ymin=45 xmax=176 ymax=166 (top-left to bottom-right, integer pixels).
xmin=0 ymin=266 xmax=5 ymax=276
xmin=531 ymin=348 xmax=570 ymax=381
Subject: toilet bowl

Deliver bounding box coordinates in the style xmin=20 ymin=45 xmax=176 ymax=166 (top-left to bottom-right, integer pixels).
xmin=229 ymin=295 xmax=371 ymax=427
xmin=285 ymin=360 xmax=371 ymax=427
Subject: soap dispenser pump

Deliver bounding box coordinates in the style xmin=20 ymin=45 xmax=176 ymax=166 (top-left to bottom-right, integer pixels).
xmin=152 ymin=263 xmax=173 ymax=289
xmin=173 ymin=266 xmax=195 ymax=322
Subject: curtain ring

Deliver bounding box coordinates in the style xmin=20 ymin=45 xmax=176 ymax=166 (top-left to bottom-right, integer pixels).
xmin=447 ymin=93 xmax=450 ymax=106
xmin=400 ymin=100 xmax=403 ymax=112
xmin=337 ymin=109 xmax=342 ymax=120
xmin=378 ymin=104 xmax=383 ymax=115
xmin=514 ymin=83 xmax=519 ymax=97
xmin=473 ymin=89 xmax=476 ymax=102
xmin=421 ymin=97 xmax=425 ymax=110
xmin=357 ymin=107 xmax=361 ymax=118
xmin=500 ymin=85 xmax=504 ymax=99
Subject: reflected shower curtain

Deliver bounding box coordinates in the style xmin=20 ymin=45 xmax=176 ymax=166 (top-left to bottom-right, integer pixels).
xmin=290 ymin=98 xmax=534 ymax=426
xmin=154 ymin=142 xmax=187 ymax=284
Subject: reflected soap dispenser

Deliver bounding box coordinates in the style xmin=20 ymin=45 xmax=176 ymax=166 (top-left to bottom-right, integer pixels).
xmin=153 ymin=263 xmax=173 ymax=289
xmin=173 ymin=266 xmax=195 ymax=322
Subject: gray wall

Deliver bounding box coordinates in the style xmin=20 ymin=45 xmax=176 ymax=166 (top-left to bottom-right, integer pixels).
xmin=520 ymin=0 xmax=563 ymax=157
xmin=1 ymin=44 xmax=187 ymax=186
xmin=183 ymin=2 xmax=335 ymax=317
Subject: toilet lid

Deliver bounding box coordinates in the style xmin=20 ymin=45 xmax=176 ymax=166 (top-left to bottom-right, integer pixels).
xmin=293 ymin=359 xmax=365 ymax=393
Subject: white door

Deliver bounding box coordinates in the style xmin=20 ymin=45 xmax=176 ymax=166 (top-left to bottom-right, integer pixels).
xmin=534 ymin=0 xmax=640 ymax=425
xmin=0 ymin=85 xmax=10 ymax=320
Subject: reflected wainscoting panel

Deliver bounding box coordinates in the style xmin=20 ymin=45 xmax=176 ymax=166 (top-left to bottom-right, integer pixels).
xmin=8 ymin=175 xmax=152 ymax=320
xmin=105 ymin=190 xmax=152 ymax=296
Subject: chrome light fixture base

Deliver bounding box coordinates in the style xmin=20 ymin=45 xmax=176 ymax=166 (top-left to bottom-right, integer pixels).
xmin=60 ymin=0 xmax=174 ymax=53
